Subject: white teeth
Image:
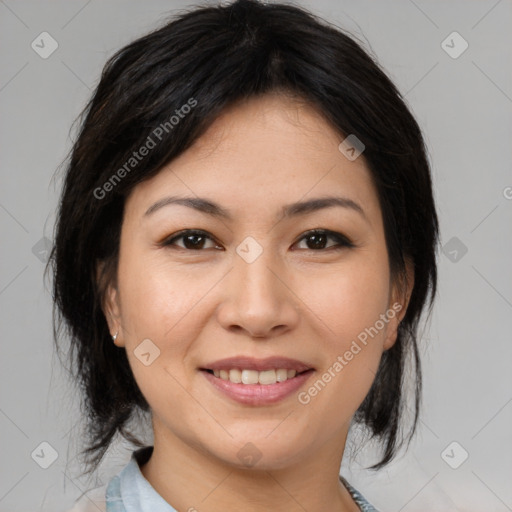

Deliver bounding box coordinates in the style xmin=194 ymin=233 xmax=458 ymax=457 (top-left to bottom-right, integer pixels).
xmin=210 ymin=368 xmax=302 ymax=385
xmin=258 ymin=369 xmax=276 ymax=385
xmin=229 ymin=369 xmax=242 ymax=383
xmin=241 ymin=369 xmax=259 ymax=385
xmin=276 ymin=369 xmax=288 ymax=382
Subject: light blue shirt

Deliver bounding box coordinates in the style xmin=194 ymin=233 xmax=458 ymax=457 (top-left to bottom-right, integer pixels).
xmin=105 ymin=446 xmax=379 ymax=511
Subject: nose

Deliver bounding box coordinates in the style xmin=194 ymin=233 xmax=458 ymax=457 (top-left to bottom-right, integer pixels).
xmin=215 ymin=248 xmax=300 ymax=339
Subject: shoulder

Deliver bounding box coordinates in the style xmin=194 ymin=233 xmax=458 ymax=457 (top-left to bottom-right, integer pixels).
xmin=65 ymin=484 xmax=107 ymax=512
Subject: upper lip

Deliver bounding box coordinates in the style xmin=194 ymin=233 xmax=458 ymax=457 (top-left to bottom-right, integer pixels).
xmin=201 ymin=356 xmax=313 ymax=373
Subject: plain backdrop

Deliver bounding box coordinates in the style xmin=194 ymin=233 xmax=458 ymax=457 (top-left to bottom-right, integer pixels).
xmin=1 ymin=1 xmax=511 ymax=511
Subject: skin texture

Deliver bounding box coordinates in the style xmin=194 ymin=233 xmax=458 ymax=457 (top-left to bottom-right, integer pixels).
xmin=102 ymin=93 xmax=413 ymax=512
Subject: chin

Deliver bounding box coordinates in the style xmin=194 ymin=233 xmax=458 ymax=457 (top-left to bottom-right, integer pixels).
xmin=207 ymin=436 xmax=309 ymax=472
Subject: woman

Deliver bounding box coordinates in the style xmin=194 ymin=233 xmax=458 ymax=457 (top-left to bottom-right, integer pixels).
xmin=50 ymin=0 xmax=439 ymax=510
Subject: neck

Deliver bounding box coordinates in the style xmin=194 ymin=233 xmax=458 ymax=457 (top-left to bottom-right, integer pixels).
xmin=140 ymin=420 xmax=360 ymax=512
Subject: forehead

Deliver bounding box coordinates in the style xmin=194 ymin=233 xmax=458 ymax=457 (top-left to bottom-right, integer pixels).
xmin=190 ymin=92 xmax=346 ymax=164
xmin=124 ymin=93 xmax=380 ymax=226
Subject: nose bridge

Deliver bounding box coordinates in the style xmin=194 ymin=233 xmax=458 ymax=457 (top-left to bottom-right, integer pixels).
xmin=237 ymin=247 xmax=280 ymax=302
xmin=216 ymin=241 xmax=299 ymax=337
xmin=236 ymin=240 xmax=284 ymax=308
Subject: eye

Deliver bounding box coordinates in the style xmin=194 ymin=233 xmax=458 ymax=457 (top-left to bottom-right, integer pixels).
xmin=160 ymin=228 xmax=354 ymax=252
xmin=293 ymin=229 xmax=354 ymax=251
xmin=161 ymin=230 xmax=222 ymax=251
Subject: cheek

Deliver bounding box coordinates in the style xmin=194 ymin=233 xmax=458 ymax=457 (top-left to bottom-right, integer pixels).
xmin=301 ymin=254 xmax=391 ymax=348
xmin=116 ymin=252 xmax=219 ymax=395
xmin=117 ymin=263 xmax=202 ymax=415
xmin=117 ymin=248 xmax=207 ymax=337
xmin=295 ymin=255 xmax=391 ymax=420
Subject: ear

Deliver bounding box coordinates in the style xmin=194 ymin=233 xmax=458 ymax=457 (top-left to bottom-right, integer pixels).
xmin=383 ymin=258 xmax=414 ymax=351
xmin=96 ymin=260 xmax=125 ymax=347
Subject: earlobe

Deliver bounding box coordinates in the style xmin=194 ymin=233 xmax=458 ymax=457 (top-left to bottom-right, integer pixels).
xmin=394 ymin=258 xmax=415 ymax=322
xmin=383 ymin=317 xmax=400 ymax=351
xmin=384 ymin=259 xmax=414 ymax=351
xmin=104 ymin=284 xmax=125 ymax=346
xmin=96 ymin=260 xmax=124 ymax=346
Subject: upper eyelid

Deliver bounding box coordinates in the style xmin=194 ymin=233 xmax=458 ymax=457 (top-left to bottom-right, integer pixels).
xmin=294 ymin=230 xmax=354 ymax=248
xmin=163 ymin=229 xmax=219 ymax=244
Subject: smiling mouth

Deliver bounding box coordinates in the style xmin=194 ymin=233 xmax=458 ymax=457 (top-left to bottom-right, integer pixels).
xmin=201 ymin=368 xmax=313 ymax=385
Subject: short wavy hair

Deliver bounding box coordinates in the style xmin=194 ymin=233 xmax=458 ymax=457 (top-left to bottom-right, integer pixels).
xmin=47 ymin=0 xmax=439 ymax=476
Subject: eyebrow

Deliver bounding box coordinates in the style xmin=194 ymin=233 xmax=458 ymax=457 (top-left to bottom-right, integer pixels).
xmin=144 ymin=195 xmax=367 ymax=222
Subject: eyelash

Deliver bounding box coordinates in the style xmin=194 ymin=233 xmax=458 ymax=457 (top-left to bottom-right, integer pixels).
xmin=160 ymin=229 xmax=355 ymax=252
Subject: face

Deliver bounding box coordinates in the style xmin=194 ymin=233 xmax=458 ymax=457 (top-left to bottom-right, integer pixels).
xmin=103 ymin=93 xmax=411 ymax=471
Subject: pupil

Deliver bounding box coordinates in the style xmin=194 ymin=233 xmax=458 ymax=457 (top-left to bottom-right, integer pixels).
xmin=186 ymin=234 xmax=204 ymax=249
xmin=309 ymin=234 xmax=326 ymax=249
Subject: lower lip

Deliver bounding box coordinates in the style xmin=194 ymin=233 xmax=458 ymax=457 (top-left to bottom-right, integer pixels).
xmin=201 ymin=369 xmax=314 ymax=405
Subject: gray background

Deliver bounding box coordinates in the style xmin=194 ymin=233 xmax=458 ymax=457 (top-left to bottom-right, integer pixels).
xmin=1 ymin=0 xmax=511 ymax=510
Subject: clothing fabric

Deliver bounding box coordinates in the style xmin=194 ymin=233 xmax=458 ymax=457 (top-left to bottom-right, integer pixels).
xmin=68 ymin=446 xmax=380 ymax=512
